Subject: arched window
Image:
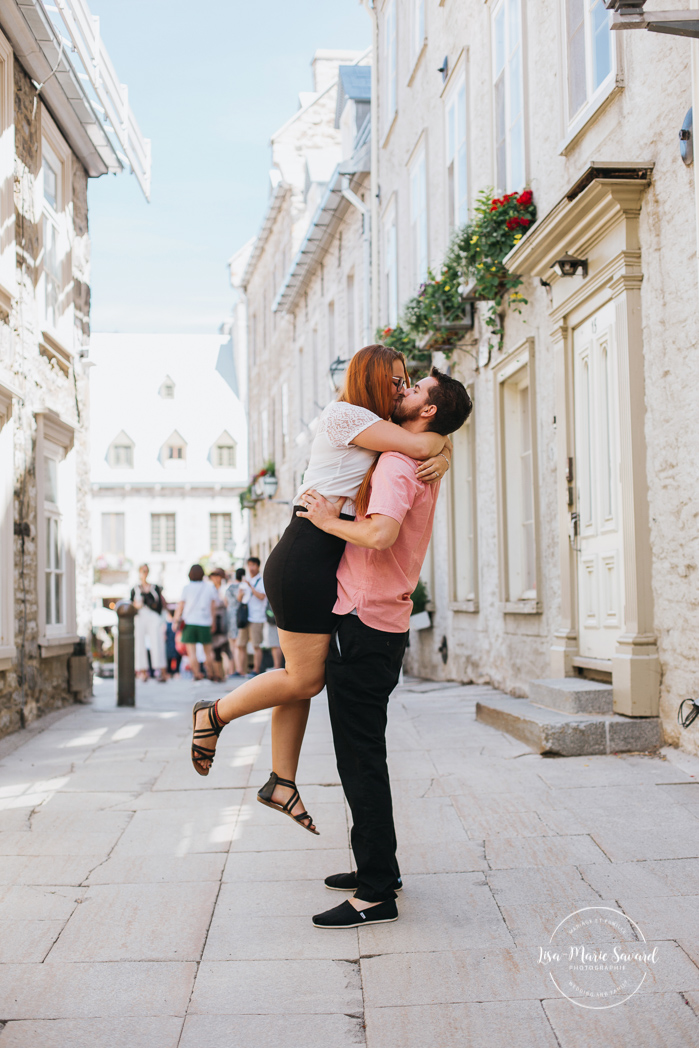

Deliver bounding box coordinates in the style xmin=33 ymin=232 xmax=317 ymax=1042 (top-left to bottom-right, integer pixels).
xmin=107 ymin=430 xmax=135 ymax=469
xmin=212 ymin=431 xmax=237 ymax=468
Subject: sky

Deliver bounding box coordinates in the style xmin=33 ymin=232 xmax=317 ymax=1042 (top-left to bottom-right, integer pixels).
xmin=87 ymin=1 xmax=370 ymax=334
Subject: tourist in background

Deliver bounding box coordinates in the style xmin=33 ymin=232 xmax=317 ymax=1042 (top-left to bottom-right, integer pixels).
xmin=209 ymin=568 xmax=232 ymax=682
xmin=235 ymin=556 xmax=267 ymax=677
xmin=173 ymin=564 xmax=217 ymax=682
xmin=131 ymin=563 xmax=166 ymax=682
xmin=226 ymin=567 xmax=247 ymax=677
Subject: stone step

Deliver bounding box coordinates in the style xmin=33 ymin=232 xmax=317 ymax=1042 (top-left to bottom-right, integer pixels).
xmin=528 ymin=677 xmax=613 ymax=715
xmin=475 ymin=695 xmax=661 ymax=757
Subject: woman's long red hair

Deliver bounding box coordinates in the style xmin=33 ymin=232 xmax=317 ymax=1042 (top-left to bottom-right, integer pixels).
xmin=338 ymin=344 xmax=408 ymax=517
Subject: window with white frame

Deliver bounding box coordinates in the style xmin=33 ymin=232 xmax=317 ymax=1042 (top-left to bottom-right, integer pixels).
xmin=328 ymin=300 xmax=335 ymax=363
xmin=101 ymin=512 xmax=125 ymax=554
xmin=37 ymin=413 xmax=76 ymax=644
xmin=151 ymin=513 xmax=176 ymax=553
xmin=212 ymin=431 xmax=237 ymax=468
xmin=0 ymin=386 xmax=15 ymax=662
xmin=445 ymin=74 xmax=468 ymax=230
xmin=107 ymin=430 xmax=135 ymax=469
xmin=161 ymin=431 xmax=186 ymax=466
xmin=159 ymin=375 xmax=175 ymax=399
xmin=210 ymin=513 xmax=232 ymax=552
xmin=450 ymin=403 xmax=477 ymax=603
xmin=346 ymin=272 xmax=356 ymax=352
xmin=564 ymin=0 xmax=613 ymax=124
xmin=410 ymin=0 xmax=425 ymax=66
xmin=384 ymin=202 xmax=398 ymax=326
xmin=492 ymin=0 xmax=525 ymax=192
xmin=41 ymin=149 xmax=61 ymax=331
xmin=39 ymin=116 xmax=71 ymax=341
xmin=44 ymin=446 xmax=64 ymax=628
xmin=384 ymin=0 xmax=397 ymax=132
xmin=409 ymin=150 xmax=428 ymax=289
xmin=261 ymin=407 xmax=269 ymax=461
xmin=497 ymin=348 xmax=538 ymax=604
xmin=281 ymin=383 xmax=289 ymax=450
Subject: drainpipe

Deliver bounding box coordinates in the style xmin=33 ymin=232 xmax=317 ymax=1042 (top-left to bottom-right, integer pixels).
xmin=360 ymin=0 xmax=379 ymax=341
xmin=341 ymin=176 xmax=372 ymax=346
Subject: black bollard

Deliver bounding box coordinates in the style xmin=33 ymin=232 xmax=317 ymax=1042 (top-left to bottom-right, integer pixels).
xmin=115 ymin=600 xmax=138 ymax=706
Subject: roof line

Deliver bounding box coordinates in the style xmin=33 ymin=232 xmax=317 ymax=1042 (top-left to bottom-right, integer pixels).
xmin=270 ymin=45 xmax=371 ymax=142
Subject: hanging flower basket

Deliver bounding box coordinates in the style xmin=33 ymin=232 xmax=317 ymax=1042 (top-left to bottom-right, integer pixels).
xmin=378 ymin=188 xmax=536 ymax=372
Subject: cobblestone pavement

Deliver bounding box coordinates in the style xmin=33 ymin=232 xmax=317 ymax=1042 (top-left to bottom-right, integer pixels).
xmin=0 ymin=675 xmax=699 ymax=1047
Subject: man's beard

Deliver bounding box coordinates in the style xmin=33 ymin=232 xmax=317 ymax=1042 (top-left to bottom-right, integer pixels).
xmin=391 ymin=398 xmax=423 ymax=424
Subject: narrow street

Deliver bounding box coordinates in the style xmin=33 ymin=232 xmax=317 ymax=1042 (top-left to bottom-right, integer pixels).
xmin=0 ymin=678 xmax=698 ymax=1046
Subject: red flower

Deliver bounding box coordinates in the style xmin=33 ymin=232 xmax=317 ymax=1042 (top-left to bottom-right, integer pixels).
xmin=490 ymin=197 xmax=501 ymax=211
xmin=519 ymin=217 xmax=531 ymax=227
xmin=506 ymin=217 xmax=521 ymax=231
xmin=517 ymin=189 xmax=533 ymax=207
xmin=383 ymin=327 xmax=393 ymax=335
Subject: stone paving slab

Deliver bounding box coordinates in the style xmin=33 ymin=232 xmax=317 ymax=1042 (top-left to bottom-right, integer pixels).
xmin=179 ymin=1014 xmax=365 ymax=1048
xmin=543 ymin=991 xmax=699 ymax=1046
xmin=46 ymin=881 xmax=219 ymax=962
xmin=0 ymin=960 xmax=196 ymax=1018
xmin=1 ymin=675 xmax=699 ymax=1047
xmin=188 ymin=958 xmax=363 ymax=1015
xmin=0 ymin=1017 xmax=184 ymax=1048
xmin=364 ymin=1000 xmax=559 ymax=1048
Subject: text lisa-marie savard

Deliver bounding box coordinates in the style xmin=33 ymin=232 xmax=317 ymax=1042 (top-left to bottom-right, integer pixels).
xmin=538 ymin=946 xmax=659 ymax=966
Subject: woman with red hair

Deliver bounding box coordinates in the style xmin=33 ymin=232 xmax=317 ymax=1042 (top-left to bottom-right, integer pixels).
xmin=190 ymin=345 xmax=450 ymax=831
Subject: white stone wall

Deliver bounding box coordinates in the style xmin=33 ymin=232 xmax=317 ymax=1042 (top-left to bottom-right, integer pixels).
xmin=373 ymin=1 xmax=699 ymax=751
xmin=0 ymin=63 xmax=93 ymax=739
xmin=240 ymin=51 xmax=369 ymax=564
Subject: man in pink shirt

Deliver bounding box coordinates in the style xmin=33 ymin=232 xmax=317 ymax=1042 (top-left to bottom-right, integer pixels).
xmin=298 ymin=368 xmax=472 ymax=929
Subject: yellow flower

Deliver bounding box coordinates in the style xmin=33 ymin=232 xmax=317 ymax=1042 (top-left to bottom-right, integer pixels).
xmin=444 ymin=286 xmax=450 ymax=291
xmin=513 ymin=234 xmax=523 ymax=242
xmin=477 ymin=263 xmax=484 ymax=268
xmin=470 ymin=236 xmax=479 ymax=244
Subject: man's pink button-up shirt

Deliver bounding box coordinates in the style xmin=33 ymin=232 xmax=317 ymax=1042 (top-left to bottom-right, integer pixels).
xmin=334 ymin=451 xmax=439 ymax=633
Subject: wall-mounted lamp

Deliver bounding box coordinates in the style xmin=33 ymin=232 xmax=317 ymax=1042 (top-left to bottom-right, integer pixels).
xmin=680 ymin=108 xmax=693 ymax=166
xmin=437 ymin=56 xmax=449 ymax=82
xmin=553 ymin=252 xmax=588 ymax=278
xmin=262 ymin=474 xmax=279 ymax=499
xmin=329 ymin=356 xmax=351 ymax=392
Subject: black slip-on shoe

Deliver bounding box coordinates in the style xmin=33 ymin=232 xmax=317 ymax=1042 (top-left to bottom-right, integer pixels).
xmin=324 ymin=870 xmax=403 ymax=893
xmin=312 ymin=898 xmax=398 ymax=929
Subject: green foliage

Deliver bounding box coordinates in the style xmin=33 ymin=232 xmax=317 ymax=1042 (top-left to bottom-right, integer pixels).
xmin=410 ymin=578 xmax=429 ymax=615
xmin=377 ymin=188 xmax=536 ymax=372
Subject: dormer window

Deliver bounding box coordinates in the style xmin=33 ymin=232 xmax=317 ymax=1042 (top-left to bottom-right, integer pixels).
xmin=159 ymin=376 xmax=175 ymax=399
xmin=107 ymin=430 xmax=135 ymax=469
xmin=212 ymin=431 xmax=237 ymax=468
xmin=161 ymin=430 xmax=186 ymax=467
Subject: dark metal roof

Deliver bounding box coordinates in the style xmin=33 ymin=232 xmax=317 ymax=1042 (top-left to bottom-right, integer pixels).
xmin=335 ymin=64 xmax=371 ymax=126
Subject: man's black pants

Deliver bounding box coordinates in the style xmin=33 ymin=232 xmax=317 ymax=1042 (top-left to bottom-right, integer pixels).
xmin=326 ymin=614 xmax=409 ymax=903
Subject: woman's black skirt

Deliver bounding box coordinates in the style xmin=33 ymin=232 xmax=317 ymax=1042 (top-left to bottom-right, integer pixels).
xmin=263 ymin=507 xmax=354 ymax=634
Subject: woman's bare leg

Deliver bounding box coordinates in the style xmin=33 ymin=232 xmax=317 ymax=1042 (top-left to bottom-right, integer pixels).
xmin=185 ymin=644 xmax=203 ymax=679
xmin=192 ymin=629 xmax=329 ymax=818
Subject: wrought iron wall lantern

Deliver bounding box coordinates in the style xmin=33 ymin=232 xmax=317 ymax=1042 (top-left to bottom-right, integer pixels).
xmin=262 ymin=474 xmax=279 ymax=499
xmin=553 ymin=252 xmax=589 ymax=278
xmin=605 ymin=0 xmax=699 ymax=39
xmin=680 ymin=109 xmax=693 ymax=167
xmin=329 ymin=356 xmax=351 ymax=392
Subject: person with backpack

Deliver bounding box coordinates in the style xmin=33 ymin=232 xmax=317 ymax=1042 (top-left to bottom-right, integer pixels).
xmin=131 ymin=563 xmax=166 ymax=682
xmin=234 ymin=557 xmax=267 ymax=677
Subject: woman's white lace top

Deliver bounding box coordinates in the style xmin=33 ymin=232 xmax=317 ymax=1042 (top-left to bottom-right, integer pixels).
xmin=295 ymin=401 xmax=381 ymax=516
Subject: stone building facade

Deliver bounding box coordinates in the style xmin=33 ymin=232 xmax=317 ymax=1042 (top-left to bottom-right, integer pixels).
xmin=234 ymin=50 xmax=371 ymax=563
xmin=366 ymin=1 xmax=698 ymax=753
xmin=0 ymin=4 xmax=147 ymax=739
